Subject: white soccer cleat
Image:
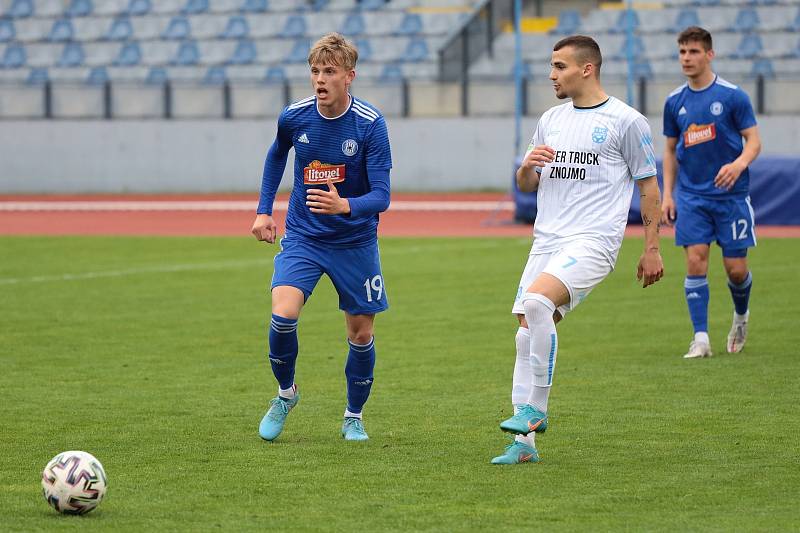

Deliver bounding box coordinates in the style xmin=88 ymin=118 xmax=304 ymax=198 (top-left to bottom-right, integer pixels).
xmin=727 ymin=312 xmax=749 ymax=353
xmin=683 ymin=341 xmax=712 ymax=359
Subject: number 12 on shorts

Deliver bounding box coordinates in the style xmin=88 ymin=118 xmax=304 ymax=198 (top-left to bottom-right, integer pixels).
xmin=364 ymin=275 xmax=384 ymax=302
xmin=731 ymin=219 xmax=748 ymax=240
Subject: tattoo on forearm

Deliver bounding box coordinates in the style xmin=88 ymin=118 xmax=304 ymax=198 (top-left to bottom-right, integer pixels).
xmin=643 ymin=213 xmax=652 ymax=226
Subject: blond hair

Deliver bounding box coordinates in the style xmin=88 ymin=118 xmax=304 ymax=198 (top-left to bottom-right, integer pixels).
xmin=308 ymin=32 xmax=358 ymax=71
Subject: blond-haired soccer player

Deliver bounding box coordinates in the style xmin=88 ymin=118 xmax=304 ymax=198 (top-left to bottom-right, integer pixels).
xmin=661 ymin=27 xmax=761 ymax=359
xmin=251 ymin=33 xmax=392 ymax=442
xmin=492 ymin=35 xmax=664 ymax=464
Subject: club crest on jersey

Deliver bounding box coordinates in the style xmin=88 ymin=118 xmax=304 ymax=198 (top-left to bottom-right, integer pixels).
xmin=591 ymin=127 xmax=608 ymax=144
xmin=684 ymin=123 xmax=716 ymax=147
xmin=710 ymin=101 xmax=723 ymax=116
xmin=341 ymin=139 xmax=358 ymax=156
xmin=303 ymin=160 xmax=346 ymax=184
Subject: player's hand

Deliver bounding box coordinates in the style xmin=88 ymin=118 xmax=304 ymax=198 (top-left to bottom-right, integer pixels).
xmin=660 ymin=195 xmax=676 ymax=227
xmin=714 ymin=161 xmax=745 ymax=190
xmin=306 ymin=177 xmax=351 ymax=215
xmin=521 ymin=145 xmax=555 ymax=169
xmin=251 ymin=214 xmax=277 ymax=244
xmin=636 ymin=248 xmax=664 ymax=288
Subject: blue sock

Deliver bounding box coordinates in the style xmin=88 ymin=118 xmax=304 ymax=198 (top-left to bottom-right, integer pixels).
xmin=268 ymin=314 xmax=298 ymax=391
xmin=344 ymin=337 xmax=376 ymax=414
xmin=728 ymin=271 xmax=752 ymax=316
xmin=684 ymin=276 xmax=709 ymax=334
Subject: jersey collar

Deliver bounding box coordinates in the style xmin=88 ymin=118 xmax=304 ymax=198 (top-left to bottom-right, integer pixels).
xmin=315 ymin=94 xmax=353 ymax=121
xmin=688 ymin=74 xmax=717 ymax=93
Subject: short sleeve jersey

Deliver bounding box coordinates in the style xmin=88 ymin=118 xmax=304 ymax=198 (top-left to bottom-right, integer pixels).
xmin=524 ymin=97 xmax=657 ymax=263
xmin=663 ymin=76 xmax=757 ymax=198
xmin=273 ymin=95 xmax=392 ymax=247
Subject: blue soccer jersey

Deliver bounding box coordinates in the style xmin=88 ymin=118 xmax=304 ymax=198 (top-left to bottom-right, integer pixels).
xmin=663 ymin=76 xmax=757 ymax=198
xmin=258 ymin=95 xmax=392 ymax=247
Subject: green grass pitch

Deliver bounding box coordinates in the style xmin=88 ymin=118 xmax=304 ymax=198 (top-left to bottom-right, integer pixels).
xmin=1 ymin=235 xmax=798 ymax=531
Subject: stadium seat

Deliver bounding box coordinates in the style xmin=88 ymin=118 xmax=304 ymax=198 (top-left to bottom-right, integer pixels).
xmin=733 ymin=34 xmax=762 ymax=59
xmin=26 ymin=66 xmax=49 ymax=84
xmin=227 ymin=39 xmax=256 ymax=64
xmin=611 ymin=9 xmax=639 ymax=34
xmin=48 ymin=19 xmax=74 ymax=42
xmin=105 ymin=17 xmax=133 ymax=41
xmin=171 ymin=40 xmax=199 ymax=65
xmin=86 ymin=65 xmax=109 ymax=85
xmin=57 ymin=42 xmax=85 ymax=67
xmin=395 ymin=13 xmax=422 ymax=36
xmin=750 ymin=57 xmax=774 ymax=78
xmin=358 ymin=0 xmax=386 ymax=11
xmin=308 ymin=0 xmax=330 ymax=11
xmin=731 ymin=8 xmax=760 ymax=32
xmin=240 ymin=0 xmax=268 ymax=13
xmin=203 ymin=65 xmax=226 ymax=84
xmin=615 ymin=34 xmax=645 ymax=61
xmin=162 ymin=17 xmax=191 ymax=40
xmin=632 ymin=60 xmax=652 ymax=78
xmin=124 ymin=0 xmax=151 ymax=16
xmin=693 ymin=0 xmax=720 ymax=6
xmin=221 ymin=15 xmax=249 ymax=39
xmin=550 ymin=10 xmax=581 ymax=35
xmin=672 ymin=8 xmax=700 ymax=33
xmin=280 ymin=15 xmax=307 ymax=39
xmin=788 ymin=9 xmax=800 ymax=32
xmin=1 ymin=43 xmax=26 ymax=68
xmin=354 ymin=38 xmax=372 ymax=61
xmin=341 ymin=13 xmax=365 ymax=36
xmin=112 ymin=41 xmax=141 ymax=66
xmin=0 ymin=19 xmax=16 ymax=42
xmin=265 ymin=65 xmax=287 ymax=83
xmin=6 ymin=0 xmax=34 ymax=18
xmin=146 ymin=65 xmax=167 ymax=83
xmin=66 ymin=0 xmax=93 ymax=17
xmin=380 ymin=62 xmax=403 ymax=81
xmin=402 ymin=37 xmax=428 ymax=62
xmin=285 ymin=38 xmax=310 ymax=63
xmin=181 ymin=0 xmax=209 ymax=15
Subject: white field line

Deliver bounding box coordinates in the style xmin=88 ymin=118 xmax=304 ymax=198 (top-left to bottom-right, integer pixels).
xmin=0 ymin=200 xmax=514 ymax=212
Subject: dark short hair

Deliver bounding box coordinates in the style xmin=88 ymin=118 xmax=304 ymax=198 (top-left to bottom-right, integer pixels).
xmin=553 ymin=35 xmax=602 ymax=72
xmin=677 ymin=26 xmax=712 ymax=51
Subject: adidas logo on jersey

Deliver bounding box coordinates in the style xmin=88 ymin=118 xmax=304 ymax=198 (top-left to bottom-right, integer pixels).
xmin=678 ymin=106 xmax=687 ymax=115
xmin=298 ymin=133 xmax=309 ymax=144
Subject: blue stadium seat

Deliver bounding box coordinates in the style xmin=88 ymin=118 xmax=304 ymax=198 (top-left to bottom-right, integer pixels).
xmin=618 ymin=35 xmax=645 ymax=60
xmin=87 ymin=66 xmax=109 ymax=85
xmin=750 ymin=58 xmax=774 ymax=78
xmin=113 ymin=41 xmax=141 ymax=66
xmin=358 ymin=0 xmax=386 ymax=11
xmin=146 ymin=66 xmax=167 ymax=84
xmin=6 ymin=0 xmax=33 ymax=18
xmin=632 ymin=60 xmax=652 ymax=78
xmin=57 ymin=42 xmax=85 ymax=67
xmin=354 ymin=38 xmax=372 ymax=61
xmin=48 ymin=19 xmax=75 ymax=42
xmin=402 ymin=38 xmax=428 ymax=62
xmin=124 ymin=0 xmax=151 ymax=16
xmin=672 ymin=9 xmax=700 ymax=34
xmin=66 ymin=0 xmax=93 ymax=17
xmin=341 ymin=13 xmax=365 ymax=36
xmin=789 ymin=37 xmax=800 ymax=58
xmin=787 ymin=8 xmax=800 ymax=32
xmin=163 ymin=16 xmax=191 ymax=40
xmin=227 ymin=39 xmax=256 ymax=64
xmin=106 ymin=17 xmax=133 ymax=41
xmin=204 ymin=65 xmax=226 ymax=84
xmin=264 ymin=65 xmax=287 ymax=83
xmin=221 ymin=15 xmax=249 ymax=39
xmin=182 ymin=0 xmax=209 ymax=15
xmin=396 ymin=13 xmax=422 ymax=36
xmin=550 ymin=10 xmax=580 ymax=35
xmin=171 ymin=40 xmax=199 ymax=65
xmin=280 ymin=15 xmax=307 ymax=39
xmin=240 ymin=0 xmax=267 ymax=13
xmin=611 ymin=9 xmax=639 ymax=34
xmin=27 ymin=67 xmax=49 ymax=84
xmin=733 ymin=34 xmax=762 ymax=58
xmin=380 ymin=63 xmax=403 ymax=81
xmin=285 ymin=38 xmax=310 ymax=63
xmin=308 ymin=0 xmax=329 ymax=11
xmin=731 ymin=8 xmax=759 ymax=32
xmin=2 ymin=43 xmax=26 ymax=68
xmin=693 ymin=0 xmax=720 ymax=6
xmin=0 ymin=19 xmax=16 ymax=42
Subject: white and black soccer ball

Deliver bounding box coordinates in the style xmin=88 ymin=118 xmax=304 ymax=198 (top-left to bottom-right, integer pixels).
xmin=41 ymin=450 xmax=107 ymax=515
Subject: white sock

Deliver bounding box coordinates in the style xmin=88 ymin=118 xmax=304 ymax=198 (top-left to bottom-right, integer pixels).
xmin=694 ymin=331 xmax=710 ymax=345
xmin=522 ymin=294 xmax=558 ymax=414
xmin=734 ymin=310 xmax=749 ymax=323
xmin=278 ymin=384 xmax=296 ymax=400
xmin=515 ymin=433 xmax=534 ymax=447
xmin=512 ymin=327 xmax=532 ymax=406
xmin=344 ymin=409 xmax=362 ymax=419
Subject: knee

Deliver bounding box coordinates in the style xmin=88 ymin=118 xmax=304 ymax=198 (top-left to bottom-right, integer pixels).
xmin=686 ymin=255 xmax=708 ymax=276
xmin=726 ymin=266 xmax=750 ymax=285
xmin=521 ymin=293 xmax=556 ymax=325
xmin=348 ymin=329 xmax=374 ymax=346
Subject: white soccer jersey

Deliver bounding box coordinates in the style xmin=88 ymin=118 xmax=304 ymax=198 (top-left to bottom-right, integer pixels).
xmin=524 ymin=96 xmax=657 ymax=263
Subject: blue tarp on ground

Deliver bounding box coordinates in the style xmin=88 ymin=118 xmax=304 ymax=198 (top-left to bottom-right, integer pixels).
xmin=513 ymin=156 xmax=800 ymax=225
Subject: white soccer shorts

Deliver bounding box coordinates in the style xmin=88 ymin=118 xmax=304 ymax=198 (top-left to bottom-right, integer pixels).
xmin=512 ymin=242 xmax=613 ymax=318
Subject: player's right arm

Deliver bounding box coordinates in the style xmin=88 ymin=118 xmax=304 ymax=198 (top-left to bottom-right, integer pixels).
xmin=252 ymin=113 xmax=293 ymax=244
xmin=516 ymin=145 xmax=555 ymax=192
xmin=661 ymin=137 xmax=678 ymax=226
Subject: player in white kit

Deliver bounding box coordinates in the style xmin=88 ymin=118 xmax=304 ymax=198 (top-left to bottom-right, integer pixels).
xmin=491 ymin=36 xmax=665 ymax=465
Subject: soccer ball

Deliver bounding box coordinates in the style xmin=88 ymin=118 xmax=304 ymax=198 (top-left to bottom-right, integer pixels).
xmin=41 ymin=450 xmax=107 ymax=515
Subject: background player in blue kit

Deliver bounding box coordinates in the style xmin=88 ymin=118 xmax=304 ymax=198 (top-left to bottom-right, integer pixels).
xmin=661 ymin=27 xmax=761 ymax=359
xmin=250 ymin=33 xmax=392 ymax=441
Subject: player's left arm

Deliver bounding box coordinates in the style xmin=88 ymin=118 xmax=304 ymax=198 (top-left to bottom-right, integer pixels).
xmin=714 ymin=125 xmax=761 ymax=190
xmin=636 ymin=176 xmax=664 ymax=288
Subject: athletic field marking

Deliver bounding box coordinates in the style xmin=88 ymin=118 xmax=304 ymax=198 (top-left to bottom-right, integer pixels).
xmin=0 ymin=200 xmax=514 ymax=212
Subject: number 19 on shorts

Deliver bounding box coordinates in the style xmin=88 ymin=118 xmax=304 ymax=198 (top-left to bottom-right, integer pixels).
xmin=363 ymin=275 xmax=384 ymax=303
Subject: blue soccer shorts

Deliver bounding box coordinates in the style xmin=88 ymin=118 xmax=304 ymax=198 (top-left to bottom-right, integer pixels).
xmin=271 ymin=236 xmax=388 ymax=315
xmin=675 ymin=192 xmax=756 ymax=257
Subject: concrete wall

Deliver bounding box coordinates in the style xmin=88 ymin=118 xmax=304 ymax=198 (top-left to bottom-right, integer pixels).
xmin=1 ymin=116 xmax=798 ymax=193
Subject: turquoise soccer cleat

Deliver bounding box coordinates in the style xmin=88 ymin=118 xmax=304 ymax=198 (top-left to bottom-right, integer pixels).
xmin=499 ymin=404 xmax=548 ymax=435
xmin=259 ymin=392 xmax=300 ymax=441
xmin=341 ymin=417 xmax=369 ymax=441
xmin=491 ymin=441 xmax=539 ymax=465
